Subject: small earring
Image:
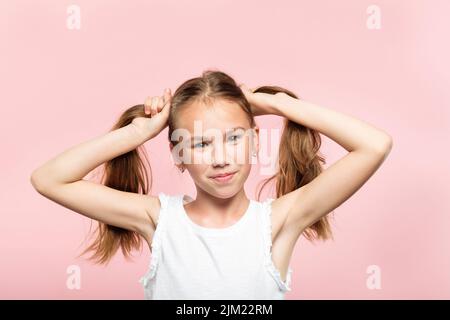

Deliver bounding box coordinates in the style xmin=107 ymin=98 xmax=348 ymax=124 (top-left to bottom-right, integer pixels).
xmin=252 ymin=152 xmax=257 ymax=157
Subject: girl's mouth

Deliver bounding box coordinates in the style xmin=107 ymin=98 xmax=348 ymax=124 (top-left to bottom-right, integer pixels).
xmin=210 ymin=172 xmax=236 ymax=183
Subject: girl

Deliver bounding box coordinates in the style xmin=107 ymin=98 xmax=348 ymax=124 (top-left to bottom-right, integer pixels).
xmin=30 ymin=70 xmax=393 ymax=300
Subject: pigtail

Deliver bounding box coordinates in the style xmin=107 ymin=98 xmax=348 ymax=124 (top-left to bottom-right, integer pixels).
xmin=255 ymin=86 xmax=334 ymax=241
xmin=78 ymin=105 xmax=152 ymax=264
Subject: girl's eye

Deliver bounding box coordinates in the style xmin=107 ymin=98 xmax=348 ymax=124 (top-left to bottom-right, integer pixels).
xmin=193 ymin=135 xmax=242 ymax=148
xmin=194 ymin=141 xmax=209 ymax=148
xmin=228 ymin=134 xmax=242 ymax=142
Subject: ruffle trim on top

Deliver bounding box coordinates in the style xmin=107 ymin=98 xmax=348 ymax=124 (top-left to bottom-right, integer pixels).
xmin=138 ymin=192 xmax=169 ymax=288
xmin=261 ymin=198 xmax=293 ymax=293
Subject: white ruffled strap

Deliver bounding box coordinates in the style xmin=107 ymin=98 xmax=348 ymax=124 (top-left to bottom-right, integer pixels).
xmin=262 ymin=198 xmax=293 ymax=292
xmin=138 ymin=192 xmax=170 ymax=288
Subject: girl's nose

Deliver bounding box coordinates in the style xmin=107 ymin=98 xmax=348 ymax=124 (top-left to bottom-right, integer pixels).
xmin=211 ymin=143 xmax=229 ymax=166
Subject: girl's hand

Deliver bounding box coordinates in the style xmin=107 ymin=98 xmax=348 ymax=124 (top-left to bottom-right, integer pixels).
xmin=132 ymin=88 xmax=172 ymax=141
xmin=239 ymin=83 xmax=284 ymax=116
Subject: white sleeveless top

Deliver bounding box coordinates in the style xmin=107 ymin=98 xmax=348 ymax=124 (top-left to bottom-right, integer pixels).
xmin=138 ymin=192 xmax=294 ymax=300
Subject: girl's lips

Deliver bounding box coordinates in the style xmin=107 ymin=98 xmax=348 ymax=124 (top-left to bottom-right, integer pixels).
xmin=210 ymin=172 xmax=236 ymax=183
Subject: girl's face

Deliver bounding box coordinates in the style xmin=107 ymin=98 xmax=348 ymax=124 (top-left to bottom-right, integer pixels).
xmin=170 ymin=99 xmax=259 ymax=199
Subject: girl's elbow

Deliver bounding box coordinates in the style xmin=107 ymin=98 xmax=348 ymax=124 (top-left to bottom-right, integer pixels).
xmin=30 ymin=170 xmax=54 ymax=192
xmin=30 ymin=171 xmax=45 ymax=192
xmin=371 ymin=133 xmax=393 ymax=156
xmin=381 ymin=133 xmax=393 ymax=154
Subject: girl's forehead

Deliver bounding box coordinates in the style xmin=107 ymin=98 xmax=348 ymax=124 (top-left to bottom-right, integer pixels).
xmin=176 ymin=100 xmax=251 ymax=133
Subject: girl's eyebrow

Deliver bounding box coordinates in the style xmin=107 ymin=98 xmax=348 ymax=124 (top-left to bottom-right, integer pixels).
xmin=190 ymin=127 xmax=246 ymax=141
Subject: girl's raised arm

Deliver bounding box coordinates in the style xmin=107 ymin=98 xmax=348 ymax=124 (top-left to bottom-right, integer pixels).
xmin=30 ymin=89 xmax=172 ymax=246
xmin=270 ymin=93 xmax=393 ymax=241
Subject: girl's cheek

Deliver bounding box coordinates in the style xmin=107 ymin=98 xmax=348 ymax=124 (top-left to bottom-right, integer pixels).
xmin=192 ymin=149 xmax=213 ymax=165
xmin=232 ymin=143 xmax=248 ymax=165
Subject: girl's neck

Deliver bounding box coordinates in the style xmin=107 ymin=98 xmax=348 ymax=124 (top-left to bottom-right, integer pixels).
xmin=184 ymin=190 xmax=250 ymax=226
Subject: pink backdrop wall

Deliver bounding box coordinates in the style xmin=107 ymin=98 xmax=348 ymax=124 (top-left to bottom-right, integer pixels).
xmin=1 ymin=0 xmax=449 ymax=299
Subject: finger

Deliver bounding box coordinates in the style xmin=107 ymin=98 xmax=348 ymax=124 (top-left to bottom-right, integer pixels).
xmin=151 ymin=96 xmax=159 ymax=117
xmin=144 ymin=97 xmax=152 ymax=115
xmin=159 ymin=98 xmax=172 ymax=127
xmin=161 ymin=94 xmax=172 ymax=116
xmin=163 ymin=88 xmax=172 ymax=105
xmin=240 ymin=83 xmax=255 ymax=93
xmin=157 ymin=95 xmax=164 ymax=113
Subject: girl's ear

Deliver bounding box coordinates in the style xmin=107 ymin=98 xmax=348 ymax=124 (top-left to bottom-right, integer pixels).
xmin=170 ymin=142 xmax=185 ymax=172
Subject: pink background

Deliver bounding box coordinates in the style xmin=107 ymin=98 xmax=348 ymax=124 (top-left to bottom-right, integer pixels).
xmin=1 ymin=0 xmax=449 ymax=299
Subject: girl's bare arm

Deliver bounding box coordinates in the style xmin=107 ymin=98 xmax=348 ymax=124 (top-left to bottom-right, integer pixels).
xmin=31 ymin=89 xmax=172 ymax=244
xmin=271 ymin=94 xmax=393 ymax=238
xmin=30 ymin=124 xmax=160 ymax=239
